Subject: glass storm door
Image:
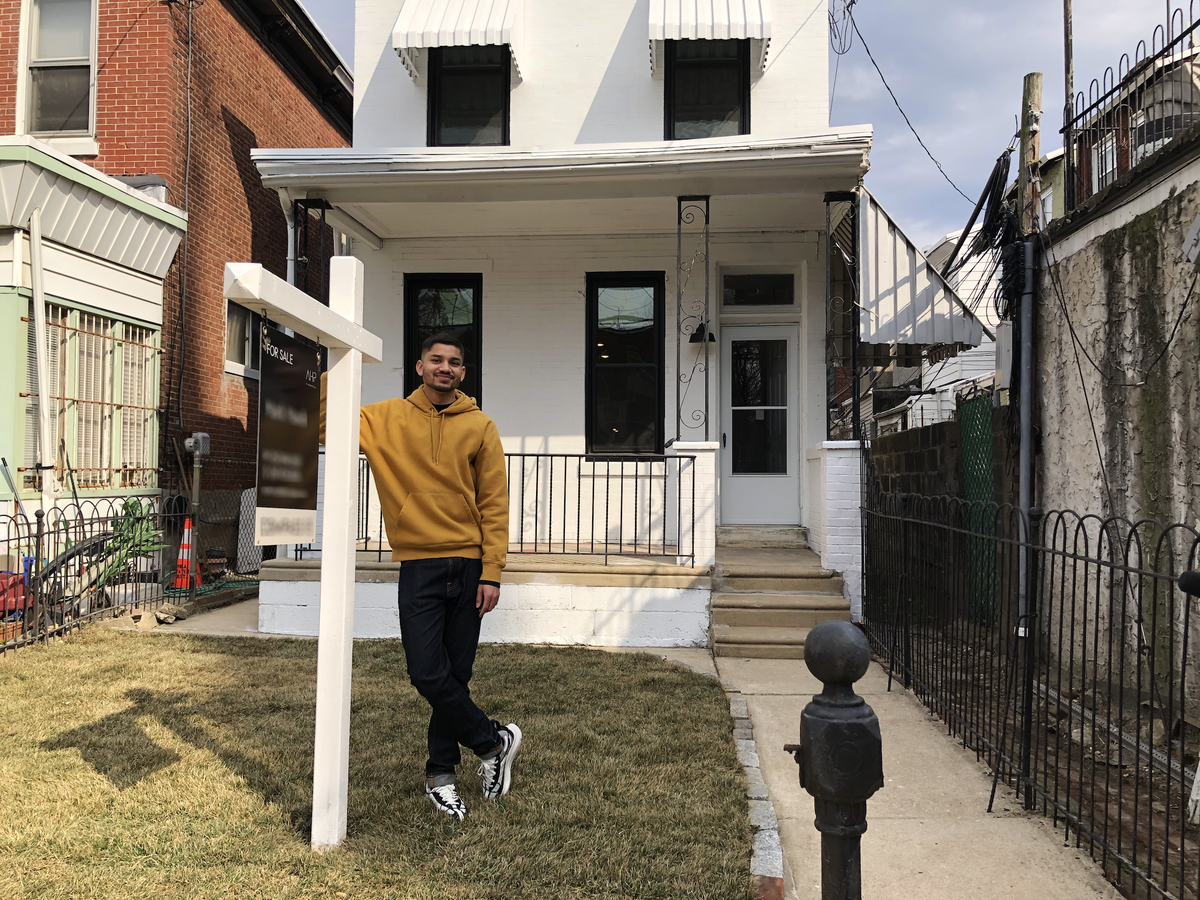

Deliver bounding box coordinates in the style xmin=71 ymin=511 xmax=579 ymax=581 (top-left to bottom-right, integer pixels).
xmin=720 ymin=325 xmax=800 ymax=525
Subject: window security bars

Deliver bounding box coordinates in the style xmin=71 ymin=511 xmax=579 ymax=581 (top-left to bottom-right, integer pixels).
xmin=23 ymin=303 xmax=160 ymax=493
xmin=863 ymin=490 xmax=1200 ymax=900
xmin=1064 ymin=4 xmax=1200 ymax=211
xmin=299 ymin=452 xmax=698 ymax=567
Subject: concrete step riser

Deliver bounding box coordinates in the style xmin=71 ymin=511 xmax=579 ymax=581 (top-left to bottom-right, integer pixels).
xmin=712 ymin=592 xmax=849 ymax=611
xmin=714 ymin=608 xmax=852 ymax=629
xmin=717 ymin=526 xmax=810 ymax=550
xmin=717 ymin=576 xmax=845 ymax=594
xmin=715 ymin=643 xmax=806 ymax=659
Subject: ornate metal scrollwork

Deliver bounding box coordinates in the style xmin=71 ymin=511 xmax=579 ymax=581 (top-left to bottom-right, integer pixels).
xmin=676 ymin=196 xmax=711 ymax=441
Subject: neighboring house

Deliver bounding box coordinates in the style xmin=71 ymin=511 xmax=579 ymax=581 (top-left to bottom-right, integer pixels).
xmin=247 ymin=0 xmax=986 ymax=649
xmin=0 ymin=0 xmax=350 ymax=526
xmin=1040 ymin=12 xmax=1200 ymax=526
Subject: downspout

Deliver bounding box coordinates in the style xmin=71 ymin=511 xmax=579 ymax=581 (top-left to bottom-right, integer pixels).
xmin=279 ymin=189 xmax=297 ymax=285
xmin=29 ymin=208 xmax=56 ymax=514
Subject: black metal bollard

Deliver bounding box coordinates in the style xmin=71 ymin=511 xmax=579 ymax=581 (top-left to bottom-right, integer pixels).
xmin=784 ymin=620 xmax=884 ymax=900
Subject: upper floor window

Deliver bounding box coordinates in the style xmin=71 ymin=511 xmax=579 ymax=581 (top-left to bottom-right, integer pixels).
xmin=428 ymin=45 xmax=510 ymax=146
xmin=665 ymin=39 xmax=749 ymax=141
xmin=28 ymin=0 xmax=93 ymax=134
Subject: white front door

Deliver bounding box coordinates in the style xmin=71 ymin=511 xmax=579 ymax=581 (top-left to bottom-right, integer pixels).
xmin=720 ymin=325 xmax=800 ymax=525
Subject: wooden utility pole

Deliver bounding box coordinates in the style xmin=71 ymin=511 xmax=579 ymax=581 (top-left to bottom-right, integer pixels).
xmin=1016 ymin=73 xmax=1044 ymax=234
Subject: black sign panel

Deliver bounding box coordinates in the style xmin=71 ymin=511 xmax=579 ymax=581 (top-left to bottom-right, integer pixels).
xmin=254 ymin=322 xmax=321 ymax=545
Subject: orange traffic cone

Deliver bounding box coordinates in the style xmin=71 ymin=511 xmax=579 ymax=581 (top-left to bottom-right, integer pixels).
xmin=173 ymin=517 xmax=202 ymax=589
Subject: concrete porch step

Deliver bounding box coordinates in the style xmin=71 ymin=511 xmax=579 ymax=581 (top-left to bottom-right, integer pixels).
xmin=712 ymin=592 xmax=852 ymax=629
xmin=716 ymin=525 xmax=809 ymax=549
xmin=712 ymin=591 xmax=849 ymax=610
xmin=713 ymin=625 xmax=810 ymax=659
xmin=717 ymin=573 xmax=845 ymax=594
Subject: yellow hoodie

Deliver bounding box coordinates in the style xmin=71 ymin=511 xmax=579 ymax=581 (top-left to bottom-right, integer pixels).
xmin=321 ymin=382 xmax=509 ymax=582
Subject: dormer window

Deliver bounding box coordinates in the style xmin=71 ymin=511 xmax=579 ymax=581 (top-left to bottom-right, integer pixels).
xmin=428 ymin=45 xmax=510 ymax=146
xmin=664 ymin=39 xmax=750 ymax=140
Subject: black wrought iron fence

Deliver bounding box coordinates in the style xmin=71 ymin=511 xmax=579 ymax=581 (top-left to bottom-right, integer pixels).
xmin=300 ymin=452 xmax=698 ymax=566
xmin=864 ymin=490 xmax=1200 ymax=900
xmin=1064 ymin=4 xmax=1200 ymax=211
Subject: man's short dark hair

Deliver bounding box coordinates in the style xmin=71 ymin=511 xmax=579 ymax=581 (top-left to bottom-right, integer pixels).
xmin=421 ymin=332 xmax=466 ymax=359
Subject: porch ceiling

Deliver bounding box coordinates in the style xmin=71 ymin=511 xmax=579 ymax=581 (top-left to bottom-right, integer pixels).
xmin=252 ymin=130 xmax=871 ymax=242
xmin=337 ymin=192 xmax=831 ymax=239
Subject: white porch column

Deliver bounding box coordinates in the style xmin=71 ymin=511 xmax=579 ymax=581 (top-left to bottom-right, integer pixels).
xmin=820 ymin=440 xmax=865 ymax=620
xmin=671 ymin=441 xmax=718 ymax=568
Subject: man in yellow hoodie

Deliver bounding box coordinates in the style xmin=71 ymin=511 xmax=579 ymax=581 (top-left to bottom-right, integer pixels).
xmin=322 ymin=331 xmax=519 ymax=821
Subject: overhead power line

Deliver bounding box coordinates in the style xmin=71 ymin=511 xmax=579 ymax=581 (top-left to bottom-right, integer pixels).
xmin=848 ymin=10 xmax=975 ymax=205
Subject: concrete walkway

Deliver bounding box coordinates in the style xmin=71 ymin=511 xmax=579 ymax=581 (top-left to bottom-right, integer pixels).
xmin=718 ymin=655 xmax=1122 ymax=900
xmin=156 ymin=600 xmax=1120 ymax=898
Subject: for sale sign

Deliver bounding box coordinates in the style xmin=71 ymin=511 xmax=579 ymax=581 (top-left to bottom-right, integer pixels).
xmin=254 ymin=321 xmax=321 ymax=545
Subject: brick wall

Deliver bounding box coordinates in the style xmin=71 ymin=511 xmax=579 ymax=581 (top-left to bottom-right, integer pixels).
xmin=0 ymin=0 xmax=348 ymax=488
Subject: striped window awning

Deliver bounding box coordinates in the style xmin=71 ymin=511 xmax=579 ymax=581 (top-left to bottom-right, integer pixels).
xmin=858 ymin=188 xmax=989 ymax=348
xmin=392 ymin=0 xmax=524 ymax=82
xmin=648 ymin=0 xmax=773 ymax=75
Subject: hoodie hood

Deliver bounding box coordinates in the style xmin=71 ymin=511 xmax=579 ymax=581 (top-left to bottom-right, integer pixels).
xmin=405 ymin=388 xmax=479 ymax=464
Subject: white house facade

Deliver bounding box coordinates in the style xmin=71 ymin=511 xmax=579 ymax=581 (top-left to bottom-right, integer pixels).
xmin=249 ymin=0 xmax=984 ymax=650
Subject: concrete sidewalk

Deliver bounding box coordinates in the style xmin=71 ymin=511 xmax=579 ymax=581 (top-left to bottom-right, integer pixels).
xmin=718 ymin=655 xmax=1122 ymax=900
xmin=154 ymin=601 xmax=1120 ymax=898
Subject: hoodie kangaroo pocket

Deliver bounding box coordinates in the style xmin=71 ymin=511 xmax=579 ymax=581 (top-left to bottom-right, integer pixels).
xmin=392 ymin=492 xmax=480 ymax=551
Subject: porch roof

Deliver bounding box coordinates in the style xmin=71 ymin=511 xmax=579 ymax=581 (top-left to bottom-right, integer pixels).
xmin=252 ymin=129 xmax=872 ymax=245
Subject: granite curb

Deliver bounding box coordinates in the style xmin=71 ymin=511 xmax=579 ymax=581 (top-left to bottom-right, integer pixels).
xmin=728 ymin=690 xmax=785 ymax=900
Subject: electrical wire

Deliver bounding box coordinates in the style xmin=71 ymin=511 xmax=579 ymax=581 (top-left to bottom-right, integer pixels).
xmin=828 ymin=0 xmax=856 ymax=117
xmin=164 ymin=0 xmax=205 ymax=443
xmin=847 ymin=9 xmax=974 ymax=205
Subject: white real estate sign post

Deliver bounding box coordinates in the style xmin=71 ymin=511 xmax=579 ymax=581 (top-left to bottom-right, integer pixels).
xmin=224 ymin=258 xmax=383 ymax=850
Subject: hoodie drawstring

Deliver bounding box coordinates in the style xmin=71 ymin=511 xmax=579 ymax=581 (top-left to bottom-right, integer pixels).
xmin=431 ymin=409 xmax=444 ymax=465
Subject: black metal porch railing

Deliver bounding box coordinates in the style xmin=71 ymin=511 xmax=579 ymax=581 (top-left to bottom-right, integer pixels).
xmin=302 ymin=452 xmax=698 ymax=566
xmin=1064 ymin=4 xmax=1200 ymax=212
xmin=863 ymin=491 xmax=1200 ymax=900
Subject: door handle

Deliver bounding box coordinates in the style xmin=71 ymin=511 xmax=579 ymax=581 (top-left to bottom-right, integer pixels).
xmin=722 ymin=432 xmax=726 ymax=447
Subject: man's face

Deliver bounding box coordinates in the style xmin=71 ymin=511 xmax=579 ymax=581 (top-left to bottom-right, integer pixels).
xmin=416 ymin=343 xmax=466 ymax=394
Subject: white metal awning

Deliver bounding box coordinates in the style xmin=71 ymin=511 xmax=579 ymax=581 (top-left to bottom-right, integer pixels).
xmin=392 ymin=0 xmax=524 ymax=82
xmin=648 ymin=0 xmax=772 ymax=75
xmin=857 ymin=188 xmax=990 ymax=348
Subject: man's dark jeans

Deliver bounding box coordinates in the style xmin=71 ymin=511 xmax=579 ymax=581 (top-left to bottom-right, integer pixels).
xmin=397 ymin=557 xmax=501 ymax=778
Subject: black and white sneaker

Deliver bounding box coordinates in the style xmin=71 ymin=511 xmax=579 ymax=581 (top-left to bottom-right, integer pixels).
xmin=426 ymin=779 xmax=468 ymax=821
xmin=479 ymin=722 xmax=522 ymax=800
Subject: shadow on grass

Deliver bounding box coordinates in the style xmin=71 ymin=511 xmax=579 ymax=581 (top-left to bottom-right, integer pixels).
xmin=33 ymin=636 xmax=752 ymax=898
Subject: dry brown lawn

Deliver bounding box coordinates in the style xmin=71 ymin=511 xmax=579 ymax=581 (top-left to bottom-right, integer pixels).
xmin=0 ymin=628 xmax=751 ymax=899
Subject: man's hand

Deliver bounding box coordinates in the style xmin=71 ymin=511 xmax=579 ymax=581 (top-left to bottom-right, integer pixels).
xmin=476 ymin=583 xmax=500 ymax=618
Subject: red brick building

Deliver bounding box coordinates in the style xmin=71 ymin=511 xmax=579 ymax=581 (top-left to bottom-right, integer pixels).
xmin=0 ymin=0 xmax=350 ymax=491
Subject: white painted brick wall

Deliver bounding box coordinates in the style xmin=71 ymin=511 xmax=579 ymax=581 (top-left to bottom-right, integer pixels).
xmin=354 ymin=0 xmax=830 ymax=149
xmin=259 ymin=578 xmax=710 ymax=646
xmin=819 ymin=441 xmax=863 ymax=619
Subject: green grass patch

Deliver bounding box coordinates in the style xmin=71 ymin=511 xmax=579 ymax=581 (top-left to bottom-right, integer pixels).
xmin=0 ymin=630 xmax=751 ymax=899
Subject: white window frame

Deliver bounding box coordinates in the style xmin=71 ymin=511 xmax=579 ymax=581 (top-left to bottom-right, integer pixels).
xmin=16 ymin=0 xmax=99 ymax=157
xmin=224 ymin=300 xmax=262 ymax=379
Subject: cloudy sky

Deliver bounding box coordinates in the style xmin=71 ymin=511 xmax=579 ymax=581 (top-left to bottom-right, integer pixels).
xmin=302 ymin=0 xmax=1177 ymax=248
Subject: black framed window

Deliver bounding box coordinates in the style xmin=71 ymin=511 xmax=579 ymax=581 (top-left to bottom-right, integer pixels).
xmin=427 ymin=45 xmax=510 ymax=146
xmin=665 ymin=39 xmax=750 ymax=141
xmin=723 ymin=274 xmax=794 ymax=306
xmin=404 ymin=274 xmax=483 ymax=404
xmin=586 ymin=272 xmax=665 ymax=455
